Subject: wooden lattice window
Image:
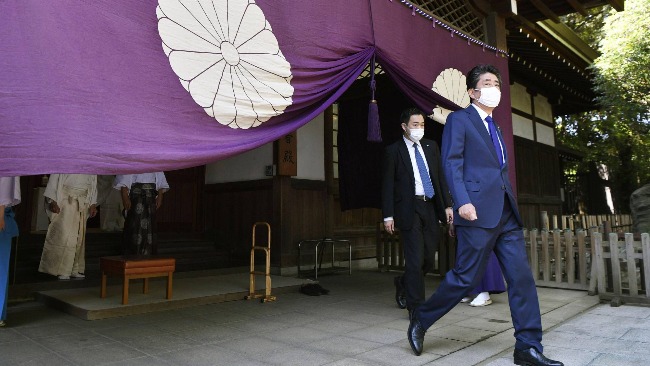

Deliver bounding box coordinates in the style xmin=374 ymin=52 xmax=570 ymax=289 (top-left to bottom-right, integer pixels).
xmin=408 ymin=0 xmax=484 ymax=40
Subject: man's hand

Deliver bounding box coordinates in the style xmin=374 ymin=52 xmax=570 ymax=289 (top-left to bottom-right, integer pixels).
xmin=458 ymin=203 xmax=477 ymax=221
xmin=49 ymin=201 xmax=61 ymax=213
xmin=445 ymin=207 xmax=453 ymax=224
xmin=89 ymin=204 xmax=97 ymax=218
xmin=384 ymin=219 xmax=395 ymax=234
xmin=448 ymin=223 xmax=456 ymax=238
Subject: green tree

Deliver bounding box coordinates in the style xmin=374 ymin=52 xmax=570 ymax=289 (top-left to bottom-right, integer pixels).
xmin=557 ymin=0 xmax=650 ymax=213
xmin=562 ymin=6 xmax=608 ymax=48
xmin=594 ymin=0 xmax=650 ymax=113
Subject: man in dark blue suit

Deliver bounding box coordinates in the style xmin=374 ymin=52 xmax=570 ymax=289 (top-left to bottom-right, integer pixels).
xmin=382 ymin=108 xmax=453 ymax=319
xmin=406 ymin=65 xmax=563 ymax=366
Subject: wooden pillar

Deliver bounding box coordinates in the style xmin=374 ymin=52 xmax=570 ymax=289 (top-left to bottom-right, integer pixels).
xmin=272 ymin=132 xmax=298 ymax=272
xmin=275 ymin=132 xmax=297 ymax=176
xmin=271 ymin=175 xmax=291 ymax=272
xmin=484 ymin=11 xmax=508 ymax=51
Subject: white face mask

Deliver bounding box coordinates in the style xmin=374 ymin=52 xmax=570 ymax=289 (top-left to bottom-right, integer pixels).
xmin=409 ymin=128 xmax=424 ymax=141
xmin=476 ymin=86 xmax=501 ymax=108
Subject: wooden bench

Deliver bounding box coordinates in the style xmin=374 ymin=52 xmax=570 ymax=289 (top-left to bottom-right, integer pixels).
xmin=100 ymin=256 xmax=175 ymax=305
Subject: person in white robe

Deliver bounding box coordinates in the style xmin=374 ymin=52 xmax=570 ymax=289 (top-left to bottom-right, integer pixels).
xmin=114 ymin=172 xmax=169 ymax=255
xmin=39 ymin=174 xmax=97 ymax=280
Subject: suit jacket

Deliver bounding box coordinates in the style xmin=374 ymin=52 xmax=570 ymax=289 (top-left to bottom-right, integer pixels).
xmin=382 ymin=137 xmax=452 ymax=230
xmin=441 ymin=105 xmax=522 ymax=228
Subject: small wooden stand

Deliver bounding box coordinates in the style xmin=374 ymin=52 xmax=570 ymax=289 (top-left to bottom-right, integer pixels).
xmin=100 ymin=256 xmax=175 ymax=305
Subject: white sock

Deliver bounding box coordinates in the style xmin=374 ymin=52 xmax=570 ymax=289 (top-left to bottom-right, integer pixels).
xmin=474 ymin=292 xmax=490 ymax=301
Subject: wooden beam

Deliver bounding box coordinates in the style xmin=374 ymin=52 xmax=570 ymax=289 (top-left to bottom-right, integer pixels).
xmin=491 ymin=0 xmax=518 ymax=16
xmin=608 ymin=0 xmax=625 ymax=11
xmin=466 ymin=0 xmax=517 ymax=17
xmin=566 ymin=0 xmax=588 ymax=16
xmin=529 ymin=0 xmax=561 ymax=23
xmin=464 ymin=0 xmax=490 ymax=18
xmin=513 ymin=13 xmax=537 ymax=31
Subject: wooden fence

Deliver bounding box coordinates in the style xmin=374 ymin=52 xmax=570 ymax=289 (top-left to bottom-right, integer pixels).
xmin=376 ymin=214 xmax=649 ymax=305
xmin=376 ymin=222 xmax=404 ymax=272
xmin=376 ymin=222 xmax=456 ymax=276
xmin=526 ymin=228 xmax=593 ymax=291
xmin=593 ymin=232 xmax=650 ymax=306
xmin=542 ymin=212 xmax=633 ymax=234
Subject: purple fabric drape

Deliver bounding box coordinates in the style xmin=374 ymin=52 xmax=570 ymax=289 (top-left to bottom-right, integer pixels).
xmin=1 ymin=0 xmax=515 ymax=183
xmin=0 ymin=0 xmax=373 ymax=176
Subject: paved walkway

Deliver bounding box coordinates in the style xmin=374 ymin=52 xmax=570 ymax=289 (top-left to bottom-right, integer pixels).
xmin=1 ymin=270 xmax=649 ymax=365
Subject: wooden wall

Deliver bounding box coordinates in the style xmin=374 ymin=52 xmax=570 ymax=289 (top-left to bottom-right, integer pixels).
xmin=203 ymin=179 xmax=274 ymax=267
xmin=157 ymin=167 xmax=205 ymax=234
xmin=203 ymin=177 xmax=328 ymax=269
xmin=333 ymin=206 xmax=383 ymax=260
xmin=514 ymin=136 xmax=562 ymax=229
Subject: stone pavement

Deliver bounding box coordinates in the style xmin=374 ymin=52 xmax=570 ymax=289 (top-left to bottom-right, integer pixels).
xmin=1 ymin=270 xmax=649 ymax=366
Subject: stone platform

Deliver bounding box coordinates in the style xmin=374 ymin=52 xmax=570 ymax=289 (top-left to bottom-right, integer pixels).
xmin=36 ymin=273 xmax=307 ymax=320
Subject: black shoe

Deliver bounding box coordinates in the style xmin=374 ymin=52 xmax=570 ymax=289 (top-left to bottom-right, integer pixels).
xmin=407 ymin=316 xmax=425 ymax=356
xmin=514 ymin=348 xmax=563 ymax=366
xmin=394 ymin=276 xmax=407 ymax=309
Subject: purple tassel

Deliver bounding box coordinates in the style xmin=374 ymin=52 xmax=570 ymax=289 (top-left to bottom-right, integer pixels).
xmin=367 ymin=56 xmax=382 ymax=142
xmin=368 ymin=99 xmax=381 ymax=142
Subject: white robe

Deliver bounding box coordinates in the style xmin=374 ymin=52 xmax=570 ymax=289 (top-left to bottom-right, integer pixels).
xmin=39 ymin=174 xmax=97 ymax=276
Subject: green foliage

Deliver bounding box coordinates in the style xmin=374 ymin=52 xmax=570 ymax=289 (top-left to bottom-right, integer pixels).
xmin=561 ymin=6 xmax=609 ymax=48
xmin=556 ymin=0 xmax=650 ymax=213
xmin=594 ymin=0 xmax=650 ymax=113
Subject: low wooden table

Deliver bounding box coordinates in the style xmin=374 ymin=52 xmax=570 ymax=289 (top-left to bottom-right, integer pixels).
xmin=100 ymin=256 xmax=175 ymax=305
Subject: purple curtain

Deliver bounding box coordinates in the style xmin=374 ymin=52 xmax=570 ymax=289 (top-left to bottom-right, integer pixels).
xmin=0 ymin=0 xmax=373 ymax=176
xmin=1 ymin=0 xmax=513 ymax=180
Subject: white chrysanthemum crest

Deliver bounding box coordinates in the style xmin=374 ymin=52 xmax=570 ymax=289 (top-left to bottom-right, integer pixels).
xmin=157 ymin=0 xmax=294 ymax=129
xmin=430 ymin=68 xmax=470 ymax=124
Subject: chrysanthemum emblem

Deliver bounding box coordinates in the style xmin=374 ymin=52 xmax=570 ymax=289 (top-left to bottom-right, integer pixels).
xmin=430 ymin=68 xmax=469 ymax=124
xmin=157 ymin=0 xmax=294 ymax=129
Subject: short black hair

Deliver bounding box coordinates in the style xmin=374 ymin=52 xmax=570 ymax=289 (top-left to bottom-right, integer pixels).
xmin=466 ymin=64 xmax=502 ymax=90
xmin=400 ymin=107 xmax=425 ymax=125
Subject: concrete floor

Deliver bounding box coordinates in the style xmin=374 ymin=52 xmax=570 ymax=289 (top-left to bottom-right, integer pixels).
xmin=1 ymin=270 xmax=649 ymax=366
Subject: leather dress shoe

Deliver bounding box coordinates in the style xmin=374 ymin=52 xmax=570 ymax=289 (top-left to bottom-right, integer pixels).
xmin=514 ymin=348 xmax=563 ymax=366
xmin=407 ymin=317 xmax=425 ymax=356
xmin=394 ymin=276 xmax=407 ymax=309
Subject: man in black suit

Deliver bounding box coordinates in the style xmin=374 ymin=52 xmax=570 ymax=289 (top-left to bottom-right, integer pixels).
xmin=382 ymin=107 xmax=453 ymax=318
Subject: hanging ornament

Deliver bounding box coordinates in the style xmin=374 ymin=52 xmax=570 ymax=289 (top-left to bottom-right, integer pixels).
xmin=367 ymin=55 xmax=382 ymax=143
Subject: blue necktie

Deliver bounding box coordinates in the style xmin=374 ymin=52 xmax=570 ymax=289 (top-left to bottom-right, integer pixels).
xmin=413 ymin=143 xmax=435 ymax=199
xmin=486 ymin=116 xmax=503 ymax=166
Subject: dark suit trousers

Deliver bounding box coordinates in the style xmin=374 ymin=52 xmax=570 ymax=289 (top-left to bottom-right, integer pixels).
xmin=400 ymin=199 xmax=440 ymax=310
xmin=416 ymin=197 xmax=543 ymax=353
